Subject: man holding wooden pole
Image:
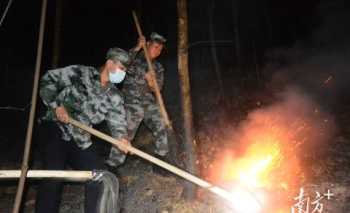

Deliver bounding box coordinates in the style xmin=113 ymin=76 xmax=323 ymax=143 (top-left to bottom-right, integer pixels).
xmin=115 ymin=32 xmax=174 ymax=174
xmin=35 ymin=47 xmax=130 ymax=213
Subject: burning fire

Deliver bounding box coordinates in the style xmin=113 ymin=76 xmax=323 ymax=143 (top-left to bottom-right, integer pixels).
xmin=209 ymin=118 xmax=303 ymax=192
xmin=204 ymin=89 xmax=335 ymax=212
xmin=207 ymin=122 xmax=303 ymax=213
xmin=221 ymin=141 xmax=282 ymax=189
xmin=202 ymin=89 xmax=334 ymax=212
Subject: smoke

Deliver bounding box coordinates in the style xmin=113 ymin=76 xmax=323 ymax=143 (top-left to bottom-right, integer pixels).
xmin=264 ymin=0 xmax=350 ymax=112
xmin=203 ymin=0 xmax=347 ymax=187
xmin=208 ymin=0 xmax=348 ymax=186
xmin=207 ymin=86 xmax=336 ymax=188
xmin=313 ymin=0 xmax=350 ymax=49
xmin=234 ymin=87 xmax=335 ymax=156
xmin=265 ymin=48 xmax=350 ymax=113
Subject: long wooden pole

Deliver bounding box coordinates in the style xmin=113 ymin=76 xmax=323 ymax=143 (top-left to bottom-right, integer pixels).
xmin=68 ymin=118 xmax=261 ymax=209
xmin=1 ymin=170 xmax=93 ymax=182
xmin=132 ymin=11 xmax=172 ymax=130
xmin=12 ymin=0 xmax=47 ymax=212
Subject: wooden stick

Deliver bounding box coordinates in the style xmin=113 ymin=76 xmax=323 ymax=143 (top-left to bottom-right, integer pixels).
xmin=132 ymin=11 xmax=172 ymax=130
xmin=0 ymin=170 xmax=93 ymax=182
xmin=12 ymin=0 xmax=47 ymax=212
xmin=68 ymin=118 xmax=260 ymax=208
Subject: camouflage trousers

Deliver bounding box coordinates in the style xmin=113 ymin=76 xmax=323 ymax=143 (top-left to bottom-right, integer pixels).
xmin=107 ymin=100 xmax=169 ymax=166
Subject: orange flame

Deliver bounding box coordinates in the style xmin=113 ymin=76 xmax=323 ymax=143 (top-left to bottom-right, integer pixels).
xmin=206 ymin=112 xmax=308 ymax=212
xmin=202 ymin=89 xmax=334 ymax=212
xmin=209 ymin=128 xmax=301 ymax=192
xmin=222 ymin=141 xmax=282 ymax=189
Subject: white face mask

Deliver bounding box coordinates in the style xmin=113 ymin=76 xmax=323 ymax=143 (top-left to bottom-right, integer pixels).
xmin=109 ymin=68 xmax=126 ymax=84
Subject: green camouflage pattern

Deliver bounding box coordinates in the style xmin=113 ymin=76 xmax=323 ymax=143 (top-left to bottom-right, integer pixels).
xmin=118 ymin=52 xmax=169 ymax=161
xmin=106 ymin=47 xmax=130 ymax=67
xmin=125 ymin=51 xmax=164 ymax=97
xmin=39 ymin=65 xmax=128 ymax=165
xmin=150 ymin=32 xmax=167 ymax=43
xmin=125 ymin=100 xmax=169 ymax=156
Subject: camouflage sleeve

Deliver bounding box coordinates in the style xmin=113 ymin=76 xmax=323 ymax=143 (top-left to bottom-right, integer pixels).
xmin=105 ymin=92 xmax=128 ymax=167
xmin=39 ymin=66 xmax=76 ymax=109
xmin=128 ymin=49 xmax=139 ymax=63
xmin=105 ymin=93 xmax=128 ymax=140
xmin=155 ymin=63 xmax=164 ymax=90
xmin=126 ymin=49 xmax=140 ymax=76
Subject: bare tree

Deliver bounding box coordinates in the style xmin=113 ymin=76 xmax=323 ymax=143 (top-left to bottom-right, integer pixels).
xmin=232 ymin=0 xmax=241 ymax=68
xmin=177 ymin=0 xmax=198 ymax=200
xmin=252 ymin=39 xmax=260 ymax=82
xmin=208 ymin=0 xmax=225 ymax=99
xmin=52 ymin=0 xmax=63 ymax=68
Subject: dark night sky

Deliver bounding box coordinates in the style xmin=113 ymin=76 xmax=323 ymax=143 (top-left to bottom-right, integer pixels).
xmin=0 ymin=0 xmax=322 ymax=111
xmin=0 ymin=1 xmax=322 ymax=102
xmin=1 ymin=0 xmax=350 ymax=162
xmin=1 ymin=0 xmax=320 ymax=67
xmin=1 ymin=0 xmax=177 ymax=67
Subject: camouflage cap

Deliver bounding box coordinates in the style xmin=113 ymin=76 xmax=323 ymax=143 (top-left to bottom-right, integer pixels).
xmin=150 ymin=32 xmax=166 ymax=44
xmin=106 ymin=47 xmax=130 ymax=67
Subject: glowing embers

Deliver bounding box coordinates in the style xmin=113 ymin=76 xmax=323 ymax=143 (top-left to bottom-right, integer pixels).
xmin=215 ymin=141 xmax=286 ymax=213
xmin=204 ymin=89 xmax=335 ymax=212
xmin=207 ymin=117 xmax=306 ymax=212
xmin=222 ymin=141 xmax=282 ymax=189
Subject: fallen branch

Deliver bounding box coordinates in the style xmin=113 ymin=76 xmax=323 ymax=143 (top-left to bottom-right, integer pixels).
xmin=2 ymin=170 xmax=119 ymax=213
xmin=187 ymin=40 xmax=234 ymax=49
xmin=0 ymin=170 xmax=93 ymax=181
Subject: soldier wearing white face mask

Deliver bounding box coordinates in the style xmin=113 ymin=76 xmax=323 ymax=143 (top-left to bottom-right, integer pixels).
xmin=36 ymin=47 xmax=130 ymax=213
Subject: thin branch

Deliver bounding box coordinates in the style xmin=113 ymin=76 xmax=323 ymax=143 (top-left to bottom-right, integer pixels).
xmin=0 ymin=0 xmax=14 ymax=28
xmin=208 ymin=0 xmax=225 ymax=100
xmin=0 ymin=104 xmax=31 ymax=111
xmin=187 ymin=40 xmax=234 ymax=49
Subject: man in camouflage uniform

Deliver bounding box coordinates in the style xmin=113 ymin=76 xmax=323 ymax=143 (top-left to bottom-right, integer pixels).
xmin=117 ymin=33 xmax=170 ymax=168
xmin=35 ymin=47 xmax=130 ymax=213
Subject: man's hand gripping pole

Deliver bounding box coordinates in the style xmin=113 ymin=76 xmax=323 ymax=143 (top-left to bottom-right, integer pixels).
xmin=132 ymin=11 xmax=172 ymax=130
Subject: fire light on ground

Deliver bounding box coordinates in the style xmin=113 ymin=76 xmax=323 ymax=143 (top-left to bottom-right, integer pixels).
xmin=203 ymin=88 xmax=334 ymax=213
xmin=210 ymin=134 xmax=300 ymax=213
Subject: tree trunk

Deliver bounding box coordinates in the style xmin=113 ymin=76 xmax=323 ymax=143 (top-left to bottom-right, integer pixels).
xmin=177 ymin=0 xmax=197 ymax=200
xmin=12 ymin=0 xmax=48 ymax=212
xmin=232 ymin=0 xmax=241 ymax=68
xmin=208 ymin=0 xmax=225 ymax=99
xmin=52 ymin=0 xmax=63 ymax=68
xmin=252 ymin=39 xmax=260 ymax=83
xmin=263 ymin=0 xmax=273 ymax=46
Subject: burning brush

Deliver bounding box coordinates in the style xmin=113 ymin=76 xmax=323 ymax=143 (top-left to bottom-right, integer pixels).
xmin=205 ymin=88 xmax=335 ymax=212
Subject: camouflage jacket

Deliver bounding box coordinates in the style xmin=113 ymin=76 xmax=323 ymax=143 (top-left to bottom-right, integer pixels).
xmin=39 ymin=65 xmax=127 ymax=149
xmin=122 ymin=50 xmax=164 ymax=103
